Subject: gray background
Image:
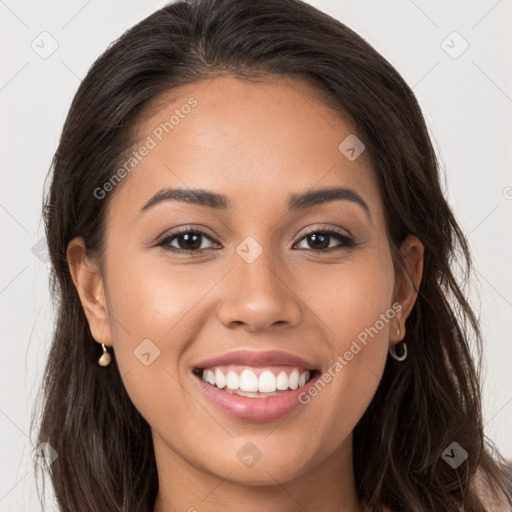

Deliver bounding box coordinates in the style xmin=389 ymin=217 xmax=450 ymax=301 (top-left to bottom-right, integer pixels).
xmin=1 ymin=0 xmax=511 ymax=510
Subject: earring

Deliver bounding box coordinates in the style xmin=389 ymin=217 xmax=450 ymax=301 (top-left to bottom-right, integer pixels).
xmin=389 ymin=324 xmax=407 ymax=361
xmin=98 ymin=343 xmax=111 ymax=367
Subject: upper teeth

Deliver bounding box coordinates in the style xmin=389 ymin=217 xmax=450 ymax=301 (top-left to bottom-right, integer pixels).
xmin=201 ymin=367 xmax=311 ymax=393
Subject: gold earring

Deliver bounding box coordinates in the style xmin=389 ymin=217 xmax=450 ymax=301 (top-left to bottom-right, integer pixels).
xmin=98 ymin=343 xmax=111 ymax=367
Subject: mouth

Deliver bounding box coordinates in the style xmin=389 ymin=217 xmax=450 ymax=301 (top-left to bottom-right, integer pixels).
xmin=192 ymin=365 xmax=318 ymax=398
xmin=191 ymin=350 xmax=321 ymax=422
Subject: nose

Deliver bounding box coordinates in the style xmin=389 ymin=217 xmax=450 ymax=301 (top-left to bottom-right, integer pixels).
xmin=217 ymin=246 xmax=302 ymax=333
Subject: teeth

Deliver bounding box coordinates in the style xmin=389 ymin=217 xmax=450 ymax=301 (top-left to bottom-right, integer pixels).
xmin=215 ymin=368 xmax=226 ymax=389
xmin=288 ymin=370 xmax=299 ymax=390
xmin=204 ymin=369 xmax=215 ymax=386
xmin=276 ymin=371 xmax=288 ymax=390
xmin=239 ymin=369 xmax=259 ymax=392
xmin=226 ymin=371 xmax=240 ymax=390
xmin=258 ymin=370 xmax=277 ymax=393
xmin=200 ymin=367 xmax=312 ymax=393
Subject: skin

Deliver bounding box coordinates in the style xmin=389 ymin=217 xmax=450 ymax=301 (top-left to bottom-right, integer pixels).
xmin=67 ymin=75 xmax=423 ymax=512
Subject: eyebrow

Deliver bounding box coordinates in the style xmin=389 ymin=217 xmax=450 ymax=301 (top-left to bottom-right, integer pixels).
xmin=139 ymin=186 xmax=371 ymax=220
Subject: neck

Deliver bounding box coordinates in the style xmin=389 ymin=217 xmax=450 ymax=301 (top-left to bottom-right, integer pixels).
xmin=152 ymin=431 xmax=361 ymax=512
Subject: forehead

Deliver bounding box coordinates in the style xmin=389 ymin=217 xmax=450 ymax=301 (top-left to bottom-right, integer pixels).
xmin=106 ymin=75 xmax=384 ymax=225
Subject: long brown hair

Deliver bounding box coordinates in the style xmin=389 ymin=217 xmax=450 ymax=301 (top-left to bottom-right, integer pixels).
xmin=32 ymin=0 xmax=512 ymax=510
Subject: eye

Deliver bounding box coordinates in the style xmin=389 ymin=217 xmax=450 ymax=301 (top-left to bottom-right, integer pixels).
xmin=157 ymin=226 xmax=356 ymax=254
xmin=157 ymin=228 xmax=221 ymax=253
xmin=293 ymin=227 xmax=355 ymax=252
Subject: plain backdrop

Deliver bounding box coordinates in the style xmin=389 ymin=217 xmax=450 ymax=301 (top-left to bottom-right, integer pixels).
xmin=1 ymin=0 xmax=511 ymax=510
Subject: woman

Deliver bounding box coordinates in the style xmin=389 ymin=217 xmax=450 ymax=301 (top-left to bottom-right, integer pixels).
xmin=33 ymin=0 xmax=512 ymax=510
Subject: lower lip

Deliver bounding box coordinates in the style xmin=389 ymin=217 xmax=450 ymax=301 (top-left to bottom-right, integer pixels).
xmin=193 ymin=372 xmax=319 ymax=422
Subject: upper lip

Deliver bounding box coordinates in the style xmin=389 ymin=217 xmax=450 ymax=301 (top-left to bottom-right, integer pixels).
xmin=194 ymin=349 xmax=318 ymax=370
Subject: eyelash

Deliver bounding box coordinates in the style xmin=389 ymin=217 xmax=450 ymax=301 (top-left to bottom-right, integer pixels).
xmin=156 ymin=226 xmax=356 ymax=254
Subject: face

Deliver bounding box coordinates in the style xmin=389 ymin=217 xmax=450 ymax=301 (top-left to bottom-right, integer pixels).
xmin=69 ymin=76 xmax=422 ymax=493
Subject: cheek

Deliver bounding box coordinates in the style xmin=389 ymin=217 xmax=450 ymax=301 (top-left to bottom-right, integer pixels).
xmin=106 ymin=250 xmax=217 ymax=344
xmin=295 ymin=251 xmax=395 ymax=344
xmin=103 ymin=253 xmax=212 ymax=409
xmin=297 ymin=255 xmax=395 ymax=436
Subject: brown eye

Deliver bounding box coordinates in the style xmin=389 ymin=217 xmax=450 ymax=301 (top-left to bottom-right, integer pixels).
xmin=158 ymin=230 xmax=220 ymax=253
xmin=294 ymin=228 xmax=355 ymax=252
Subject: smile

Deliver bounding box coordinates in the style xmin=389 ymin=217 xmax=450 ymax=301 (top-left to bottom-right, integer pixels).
xmin=193 ymin=367 xmax=320 ymax=423
xmin=198 ymin=366 xmax=313 ymax=396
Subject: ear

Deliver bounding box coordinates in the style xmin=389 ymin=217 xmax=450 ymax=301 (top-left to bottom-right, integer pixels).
xmin=391 ymin=234 xmax=424 ymax=345
xmin=66 ymin=236 xmax=112 ymax=347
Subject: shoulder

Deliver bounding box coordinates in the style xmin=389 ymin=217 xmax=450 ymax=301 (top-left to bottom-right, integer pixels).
xmin=469 ymin=466 xmax=512 ymax=512
xmin=364 ymin=466 xmax=512 ymax=512
xmin=376 ymin=478 xmax=512 ymax=512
